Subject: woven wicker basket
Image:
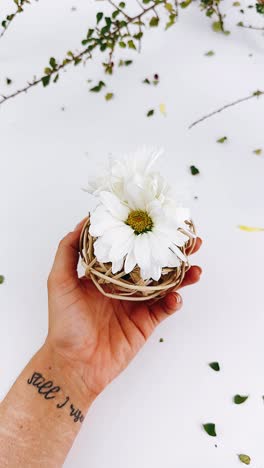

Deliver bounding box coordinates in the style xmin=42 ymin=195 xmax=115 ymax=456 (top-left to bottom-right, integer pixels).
xmin=79 ymin=215 xmax=196 ymax=302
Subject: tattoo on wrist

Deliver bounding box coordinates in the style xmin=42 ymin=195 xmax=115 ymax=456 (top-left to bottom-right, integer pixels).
xmin=27 ymin=372 xmax=85 ymax=423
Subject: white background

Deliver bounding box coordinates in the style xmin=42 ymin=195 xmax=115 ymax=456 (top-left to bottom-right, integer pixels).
xmin=1 ymin=0 xmax=264 ymax=467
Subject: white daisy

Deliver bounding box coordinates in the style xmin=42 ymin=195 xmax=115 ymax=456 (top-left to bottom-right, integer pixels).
xmin=89 ymin=189 xmax=192 ymax=281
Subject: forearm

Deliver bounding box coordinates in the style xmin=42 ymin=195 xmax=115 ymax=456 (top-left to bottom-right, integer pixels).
xmin=0 ymin=343 xmax=96 ymax=468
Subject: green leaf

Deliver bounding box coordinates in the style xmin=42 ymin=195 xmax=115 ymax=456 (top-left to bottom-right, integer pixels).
xmin=256 ymin=3 xmax=264 ymax=14
xmin=253 ymin=90 xmax=263 ymax=97
xmin=233 ymin=394 xmax=249 ymax=405
xmin=165 ymin=3 xmax=174 ymax=12
xmin=49 ymin=57 xmax=56 ymax=69
xmin=128 ymin=39 xmax=136 ymax=49
xmin=209 ymin=362 xmax=220 ymax=371
xmin=159 ymin=338 xmax=164 ymax=342
xmin=217 ymin=136 xmax=227 ymax=143
xmin=112 ymin=10 xmax=120 ymax=19
xmin=233 ymin=1 xmax=241 ymax=5
xmin=143 ymin=78 xmax=151 ymax=84
xmin=190 ymin=165 xmax=200 ymax=175
xmin=119 ymin=41 xmax=126 ymax=48
xmin=180 ymin=0 xmax=192 ymax=8
xmin=253 ymin=148 xmax=262 ymax=155
xmin=105 ymin=92 xmax=114 ymax=101
xmin=96 ymin=12 xmax=103 ymax=24
xmin=90 ymin=81 xmax=106 ymax=92
xmin=42 ymin=75 xmax=51 ymax=87
xmin=44 ymin=67 xmax=52 ymax=75
xmin=149 ymin=16 xmax=159 ymax=27
xmin=53 ymin=73 xmax=59 ymax=83
xmin=119 ymin=1 xmax=125 ymax=7
xmin=0 ymin=275 xmax=4 ymax=284
xmin=6 ymin=77 xmax=12 ymax=85
xmin=212 ymin=21 xmax=223 ymax=32
xmin=238 ymin=454 xmax=251 ymax=465
xmin=166 ymin=13 xmax=176 ymax=29
xmin=202 ymin=423 xmax=216 ymax=437
xmin=147 ymin=109 xmax=154 ymax=117
xmin=204 ymin=50 xmax=215 ymax=56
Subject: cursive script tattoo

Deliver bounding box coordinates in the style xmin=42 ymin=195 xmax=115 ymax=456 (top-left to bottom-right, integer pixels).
xmin=27 ymin=372 xmax=85 ymax=423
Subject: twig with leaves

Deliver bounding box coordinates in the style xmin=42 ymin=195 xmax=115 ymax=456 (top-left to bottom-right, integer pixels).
xmin=0 ymin=1 xmax=179 ymax=106
xmin=0 ymin=0 xmax=31 ymax=39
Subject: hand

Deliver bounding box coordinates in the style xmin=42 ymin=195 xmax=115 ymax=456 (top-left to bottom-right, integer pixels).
xmin=46 ymin=219 xmax=202 ymax=399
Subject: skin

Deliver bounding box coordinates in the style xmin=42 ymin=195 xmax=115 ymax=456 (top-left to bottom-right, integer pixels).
xmin=0 ymin=219 xmax=202 ymax=467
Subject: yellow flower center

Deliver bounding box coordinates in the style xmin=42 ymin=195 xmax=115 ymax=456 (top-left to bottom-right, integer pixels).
xmin=126 ymin=210 xmax=153 ymax=235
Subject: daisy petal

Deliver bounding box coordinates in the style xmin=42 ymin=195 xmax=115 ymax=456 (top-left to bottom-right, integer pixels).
xmin=134 ymin=233 xmax=151 ymax=270
xmin=93 ymin=238 xmax=111 ymax=263
xmin=99 ymin=191 xmax=129 ymax=220
xmin=90 ymin=205 xmax=123 ymax=237
xmin=124 ymin=247 xmax=137 ymax=274
xmin=112 ymin=256 xmax=125 ymax=274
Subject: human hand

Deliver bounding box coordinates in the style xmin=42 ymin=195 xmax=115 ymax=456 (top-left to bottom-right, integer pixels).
xmin=46 ymin=219 xmax=202 ymax=399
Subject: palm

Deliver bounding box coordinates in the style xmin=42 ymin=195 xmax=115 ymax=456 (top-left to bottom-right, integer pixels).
xmin=47 ymin=223 xmax=201 ymax=395
xmin=49 ymin=277 xmax=158 ymax=394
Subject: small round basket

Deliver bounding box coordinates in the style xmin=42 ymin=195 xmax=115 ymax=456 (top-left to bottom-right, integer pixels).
xmin=79 ymin=215 xmax=196 ymax=302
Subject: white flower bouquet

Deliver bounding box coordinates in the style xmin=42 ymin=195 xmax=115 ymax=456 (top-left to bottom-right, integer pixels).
xmin=80 ymin=148 xmax=196 ymax=301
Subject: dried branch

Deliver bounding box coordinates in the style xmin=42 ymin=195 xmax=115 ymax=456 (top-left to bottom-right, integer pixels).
xmin=189 ymin=90 xmax=264 ymax=129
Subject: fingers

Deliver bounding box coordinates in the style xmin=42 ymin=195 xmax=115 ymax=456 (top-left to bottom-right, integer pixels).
xmin=180 ymin=265 xmax=202 ymax=288
xmin=49 ymin=218 xmax=87 ymax=286
xmin=149 ymin=292 xmax=183 ymax=325
xmin=186 ymin=236 xmax=202 ymax=255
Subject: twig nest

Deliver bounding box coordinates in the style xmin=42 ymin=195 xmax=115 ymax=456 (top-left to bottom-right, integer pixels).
xmin=80 ymin=215 xmax=196 ymax=301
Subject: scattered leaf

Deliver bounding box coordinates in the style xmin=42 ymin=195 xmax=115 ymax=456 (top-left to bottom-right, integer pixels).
xmin=105 ymin=92 xmax=114 ymax=101
xmin=209 ymin=362 xmax=220 ymax=371
xmin=143 ymin=78 xmax=151 ymax=84
xmin=233 ymin=1 xmax=241 ymax=5
xmin=6 ymin=77 xmax=12 ymax=85
xmin=203 ymin=423 xmax=216 ymax=437
xmin=0 ymin=275 xmax=4 ymax=284
xmin=238 ymin=454 xmax=251 ymax=465
xmin=190 ymin=165 xmax=200 ymax=175
xmin=90 ymin=81 xmax=106 ymax=92
xmin=205 ymin=50 xmax=215 ymax=56
xmin=238 ymin=225 xmax=264 ymax=232
xmin=253 ymin=148 xmax=262 ymax=155
xmin=159 ymin=338 xmax=164 ymax=342
xmin=217 ymin=136 xmax=228 ymax=143
xmin=234 ymin=394 xmax=249 ymax=404
xmin=159 ymin=103 xmax=166 ymax=115
xmin=147 ymin=109 xmax=154 ymax=117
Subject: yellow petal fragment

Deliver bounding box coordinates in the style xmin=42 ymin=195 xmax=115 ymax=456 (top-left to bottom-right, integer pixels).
xmin=238 ymin=225 xmax=264 ymax=232
xmin=159 ymin=103 xmax=166 ymax=115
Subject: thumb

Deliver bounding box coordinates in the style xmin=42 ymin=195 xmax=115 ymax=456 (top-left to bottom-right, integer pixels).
xmin=49 ymin=218 xmax=87 ymax=286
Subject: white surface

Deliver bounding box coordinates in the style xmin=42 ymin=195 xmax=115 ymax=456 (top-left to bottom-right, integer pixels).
xmin=1 ymin=1 xmax=264 ymax=467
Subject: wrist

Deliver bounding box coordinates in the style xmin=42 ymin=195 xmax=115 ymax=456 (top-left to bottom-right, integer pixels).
xmin=36 ymin=341 xmax=97 ymax=411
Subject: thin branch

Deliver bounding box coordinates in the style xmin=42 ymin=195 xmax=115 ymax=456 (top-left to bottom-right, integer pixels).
xmin=189 ymin=90 xmax=264 ymax=129
xmin=0 ymin=49 xmax=92 ymax=106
